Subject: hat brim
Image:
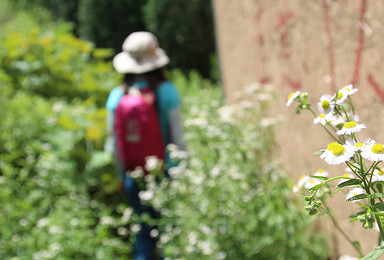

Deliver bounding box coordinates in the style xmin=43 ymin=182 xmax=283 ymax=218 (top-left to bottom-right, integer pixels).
xmin=113 ymin=48 xmax=169 ymax=74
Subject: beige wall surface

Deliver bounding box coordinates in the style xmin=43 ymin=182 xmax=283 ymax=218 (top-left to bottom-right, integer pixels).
xmin=212 ymin=0 xmax=384 ymax=258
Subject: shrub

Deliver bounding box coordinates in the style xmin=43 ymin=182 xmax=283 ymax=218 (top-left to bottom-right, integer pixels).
xmin=139 ymin=76 xmax=330 ymax=259
xmin=0 ymin=7 xmax=132 ymax=259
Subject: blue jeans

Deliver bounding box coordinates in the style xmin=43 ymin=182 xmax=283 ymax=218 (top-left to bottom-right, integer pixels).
xmin=123 ymin=176 xmax=159 ymax=260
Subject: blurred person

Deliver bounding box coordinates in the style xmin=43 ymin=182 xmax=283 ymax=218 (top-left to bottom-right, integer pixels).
xmin=106 ymin=31 xmax=187 ymax=260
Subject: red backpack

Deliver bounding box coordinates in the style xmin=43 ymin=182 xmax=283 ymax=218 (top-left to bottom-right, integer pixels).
xmin=114 ymin=87 xmax=165 ymax=174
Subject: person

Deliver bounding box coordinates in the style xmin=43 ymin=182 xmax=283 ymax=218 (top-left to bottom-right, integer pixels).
xmin=106 ymin=31 xmax=187 ymax=260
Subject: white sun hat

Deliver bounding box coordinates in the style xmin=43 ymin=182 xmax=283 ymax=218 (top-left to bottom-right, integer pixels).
xmin=113 ymin=31 xmax=170 ymax=74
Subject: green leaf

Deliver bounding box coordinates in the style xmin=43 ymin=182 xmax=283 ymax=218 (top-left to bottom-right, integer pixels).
xmin=310 ymin=175 xmax=328 ymax=180
xmin=372 ymin=181 xmax=384 ymax=187
xmin=309 ymin=183 xmax=323 ymax=192
xmin=370 ymin=193 xmax=384 ymax=199
xmin=374 ymin=203 xmax=384 ymax=211
xmin=337 ymin=179 xmax=361 ymax=188
xmin=361 ymin=246 xmax=384 ymax=260
xmin=350 ymin=162 xmax=361 ymax=169
xmin=346 ymin=193 xmax=369 ymax=202
xmin=349 ymin=209 xmax=367 ymax=219
xmin=338 ymin=103 xmax=352 ymax=111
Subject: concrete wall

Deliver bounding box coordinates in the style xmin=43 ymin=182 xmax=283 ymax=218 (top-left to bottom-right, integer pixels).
xmin=212 ymin=0 xmax=384 ymax=258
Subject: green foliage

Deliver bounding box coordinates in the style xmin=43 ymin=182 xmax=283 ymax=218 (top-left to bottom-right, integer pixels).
xmin=0 ymin=8 xmax=132 ymax=259
xmin=140 ymin=77 xmax=329 ymax=259
xmin=143 ymin=0 xmax=216 ymax=79
xmin=0 ymin=11 xmax=118 ymax=105
xmin=11 ymin=0 xmax=217 ymax=80
xmin=77 ymin=0 xmax=147 ymax=52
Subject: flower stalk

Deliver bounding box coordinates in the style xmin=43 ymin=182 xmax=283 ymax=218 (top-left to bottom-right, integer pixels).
xmin=288 ymin=84 xmax=384 ymax=259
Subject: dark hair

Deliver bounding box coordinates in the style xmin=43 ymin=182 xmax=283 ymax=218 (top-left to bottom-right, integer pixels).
xmin=122 ymin=73 xmax=135 ymax=94
xmin=142 ymin=68 xmax=166 ymax=90
xmin=121 ymin=68 xmax=166 ymax=93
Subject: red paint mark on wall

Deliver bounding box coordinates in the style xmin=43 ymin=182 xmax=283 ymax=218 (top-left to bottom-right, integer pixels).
xmin=259 ymin=76 xmax=271 ymax=84
xmin=275 ymin=11 xmax=293 ymax=31
xmin=284 ymin=74 xmax=302 ymax=90
xmin=280 ymin=30 xmax=291 ymax=59
xmin=258 ymin=33 xmax=264 ymax=45
xmin=350 ymin=0 xmax=367 ymax=86
xmin=367 ymin=73 xmax=384 ymax=102
xmin=321 ymin=0 xmax=336 ymax=92
xmin=253 ymin=7 xmax=263 ymax=22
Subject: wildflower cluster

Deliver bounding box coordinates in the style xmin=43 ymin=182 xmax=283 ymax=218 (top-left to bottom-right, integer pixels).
xmin=288 ymin=84 xmax=384 ymax=258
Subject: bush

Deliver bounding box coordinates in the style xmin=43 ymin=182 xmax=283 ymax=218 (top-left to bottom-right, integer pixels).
xmin=0 ymin=7 xmax=133 ymax=259
xmin=137 ymin=75 xmax=330 ymax=259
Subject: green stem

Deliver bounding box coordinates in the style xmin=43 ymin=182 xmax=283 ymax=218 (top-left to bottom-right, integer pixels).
xmin=375 ymin=215 xmax=384 ymax=243
xmin=369 ymin=197 xmax=384 ymax=243
xmin=308 ymin=107 xmax=340 ymax=142
xmin=310 ymin=176 xmax=356 ymax=198
xmin=323 ymin=201 xmax=363 ymax=257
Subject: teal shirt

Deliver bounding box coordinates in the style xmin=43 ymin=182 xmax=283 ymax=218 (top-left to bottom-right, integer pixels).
xmin=106 ymin=86 xmax=124 ymax=112
xmin=155 ymin=81 xmax=181 ymax=145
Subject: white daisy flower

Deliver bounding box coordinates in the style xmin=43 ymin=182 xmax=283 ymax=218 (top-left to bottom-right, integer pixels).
xmin=313 ymin=113 xmax=337 ymax=126
xmin=373 ymin=168 xmax=384 ymax=181
xmin=317 ymin=94 xmax=335 ymax=114
xmin=335 ymin=89 xmax=349 ymax=104
xmin=320 ymin=142 xmax=355 ymax=165
xmin=345 ymin=113 xmax=360 ymax=123
xmin=346 ymin=188 xmax=365 ymax=202
xmin=297 ymin=175 xmax=310 ymax=187
xmin=341 ymin=84 xmax=358 ymax=96
xmin=330 ymin=116 xmax=346 ymax=129
xmin=337 ymin=121 xmax=366 ymax=135
xmin=304 ymin=178 xmax=322 ymax=189
xmin=334 ymin=84 xmax=358 ymax=105
xmin=345 ymin=138 xmax=375 ymax=152
xmin=292 ymin=184 xmax=300 ymax=193
xmin=293 ymin=175 xmax=310 ymax=192
xmin=313 ymin=113 xmax=327 ymax=125
xmin=313 ymin=169 xmax=329 ymax=177
xmin=286 ymin=91 xmax=300 ymax=106
xmin=361 ymin=143 xmax=384 ymax=161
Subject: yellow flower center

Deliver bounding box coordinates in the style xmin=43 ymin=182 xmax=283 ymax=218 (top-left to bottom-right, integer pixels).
xmin=327 ymin=142 xmax=345 ymax=156
xmin=317 ymin=169 xmax=325 ymax=173
xmin=337 ymin=92 xmax=343 ymax=99
xmin=327 ymin=142 xmax=338 ymax=151
xmin=344 ymin=121 xmax=357 ymax=129
xmin=355 ymin=142 xmax=364 ymax=148
xmin=322 ymin=100 xmax=330 ymax=109
xmin=287 ymin=93 xmax=294 ymax=101
xmin=319 ymin=113 xmax=325 ymax=118
xmin=371 ymin=144 xmax=384 ymax=154
xmin=378 ymin=170 xmax=384 ymax=176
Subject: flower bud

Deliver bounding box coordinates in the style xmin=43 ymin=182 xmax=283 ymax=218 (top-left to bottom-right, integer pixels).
xmin=357 ymin=215 xmax=366 ymax=222
xmin=308 ymin=208 xmax=318 ymax=216
xmin=363 ymin=220 xmax=373 ymax=229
